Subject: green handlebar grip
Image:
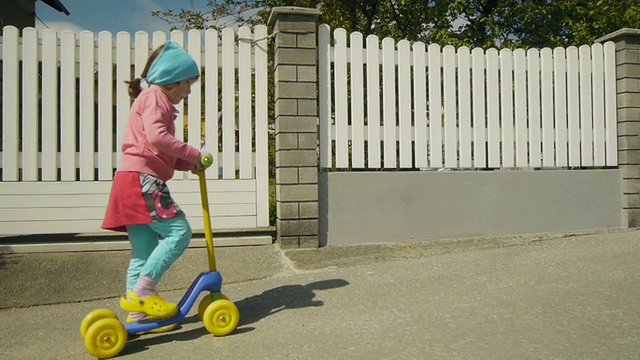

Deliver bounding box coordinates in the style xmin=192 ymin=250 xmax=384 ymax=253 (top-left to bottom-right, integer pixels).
xmin=201 ymin=154 xmax=214 ymax=167
xmin=200 ymin=155 xmax=213 ymax=166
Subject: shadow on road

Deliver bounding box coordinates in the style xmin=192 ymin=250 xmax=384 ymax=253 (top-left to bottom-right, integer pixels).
xmin=235 ymin=278 xmax=350 ymax=327
xmin=0 ymin=246 xmax=17 ymax=271
xmin=119 ymin=278 xmax=350 ymax=357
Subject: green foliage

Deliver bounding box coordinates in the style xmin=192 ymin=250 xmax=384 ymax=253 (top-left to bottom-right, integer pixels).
xmin=153 ymin=0 xmax=640 ymax=48
xmin=151 ymin=0 xmax=261 ymax=31
xmin=269 ymin=178 xmax=276 ymax=225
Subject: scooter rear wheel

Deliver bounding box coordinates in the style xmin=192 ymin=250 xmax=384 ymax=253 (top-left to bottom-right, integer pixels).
xmin=80 ymin=309 xmax=118 ymax=339
xmin=198 ymin=292 xmax=229 ymax=321
xmin=202 ymin=299 xmax=239 ymax=336
xmin=84 ymin=318 xmax=127 ymax=359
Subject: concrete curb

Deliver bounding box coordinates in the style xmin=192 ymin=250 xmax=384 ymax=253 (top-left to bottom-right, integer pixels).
xmin=0 ymin=235 xmax=273 ymax=253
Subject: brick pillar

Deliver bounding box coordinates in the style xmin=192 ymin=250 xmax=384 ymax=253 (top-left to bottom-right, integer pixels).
xmin=268 ymin=7 xmax=321 ymax=248
xmin=597 ymin=28 xmax=640 ymax=227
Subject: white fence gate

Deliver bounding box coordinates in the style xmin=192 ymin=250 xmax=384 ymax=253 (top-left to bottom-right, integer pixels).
xmin=0 ymin=25 xmax=270 ymax=236
xmin=319 ymin=25 xmax=618 ymax=170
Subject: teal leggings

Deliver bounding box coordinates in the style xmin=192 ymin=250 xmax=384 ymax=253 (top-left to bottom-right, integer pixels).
xmin=125 ymin=214 xmax=192 ymax=291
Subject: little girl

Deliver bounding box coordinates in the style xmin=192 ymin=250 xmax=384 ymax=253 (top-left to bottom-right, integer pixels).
xmin=102 ymin=40 xmax=210 ymax=329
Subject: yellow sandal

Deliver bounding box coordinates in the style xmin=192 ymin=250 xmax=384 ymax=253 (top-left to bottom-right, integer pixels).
xmin=119 ymin=290 xmax=178 ymax=318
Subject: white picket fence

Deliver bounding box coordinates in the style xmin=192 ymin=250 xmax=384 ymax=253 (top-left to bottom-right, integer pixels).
xmin=319 ymin=25 xmax=618 ymax=170
xmin=0 ymin=26 xmax=270 ymax=235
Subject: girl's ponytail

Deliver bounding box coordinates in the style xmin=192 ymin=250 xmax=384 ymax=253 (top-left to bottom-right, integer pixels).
xmin=126 ymin=78 xmax=143 ymax=99
xmin=126 ymin=44 xmax=165 ymax=100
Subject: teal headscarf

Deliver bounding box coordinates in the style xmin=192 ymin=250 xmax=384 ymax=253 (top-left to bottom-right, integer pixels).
xmin=145 ymin=41 xmax=199 ymax=85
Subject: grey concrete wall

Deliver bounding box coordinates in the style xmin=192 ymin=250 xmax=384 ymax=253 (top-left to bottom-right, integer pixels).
xmin=319 ymin=170 xmax=622 ymax=246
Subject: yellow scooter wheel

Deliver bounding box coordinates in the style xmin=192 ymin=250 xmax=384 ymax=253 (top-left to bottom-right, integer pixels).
xmin=203 ymin=299 xmax=239 ymax=336
xmin=80 ymin=309 xmax=118 ymax=339
xmin=84 ymin=318 xmax=127 ymax=359
xmin=197 ymin=292 xmax=229 ymax=321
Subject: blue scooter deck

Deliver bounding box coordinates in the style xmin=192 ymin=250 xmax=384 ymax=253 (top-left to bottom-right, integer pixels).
xmin=124 ymin=271 xmax=223 ymax=334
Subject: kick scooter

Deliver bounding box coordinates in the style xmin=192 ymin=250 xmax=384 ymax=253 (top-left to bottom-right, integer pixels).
xmin=80 ymin=155 xmax=239 ymax=358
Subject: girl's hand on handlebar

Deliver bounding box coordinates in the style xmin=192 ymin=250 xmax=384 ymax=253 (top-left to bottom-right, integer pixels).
xmin=189 ymin=162 xmax=203 ymax=174
xmin=190 ymin=152 xmax=213 ymax=174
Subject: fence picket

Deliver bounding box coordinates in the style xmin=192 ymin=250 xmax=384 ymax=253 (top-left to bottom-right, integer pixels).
xmin=428 ymin=44 xmax=443 ymax=168
xmin=413 ymin=42 xmax=428 ymax=168
xmin=42 ymin=29 xmax=58 ymax=181
xmin=553 ymin=47 xmax=568 ymax=167
xmin=154 ymin=31 xmax=167 ymax=49
xmin=500 ymin=49 xmax=514 ymax=168
xmin=472 ymin=48 xmax=486 ymax=168
xmin=205 ymin=29 xmax=220 ymax=178
xmin=170 ymin=32 xmax=186 ymax=173
xmin=591 ymin=43 xmax=606 ymax=167
xmin=188 ymin=30 xmax=204 ymax=180
xmin=382 ymin=37 xmax=397 ymax=168
xmin=334 ymin=28 xmax=349 ymax=168
xmin=222 ymin=28 xmax=236 ymax=178
xmin=98 ymin=31 xmax=114 ymax=180
xmin=398 ymin=40 xmax=412 ymax=168
xmin=458 ymin=47 xmax=472 ymax=168
xmin=351 ymin=32 xmax=365 ymax=168
xmin=60 ymin=31 xmax=76 ymax=181
xmin=238 ymin=27 xmax=252 ymax=178
xmin=443 ymin=46 xmax=457 ymax=168
xmin=366 ymin=35 xmax=381 ymax=168
xmin=513 ymin=49 xmax=528 ymax=167
xmin=2 ymin=26 xmax=19 ymax=181
xmin=579 ymin=45 xmax=594 ymax=167
xmin=486 ymin=48 xmax=500 ymax=168
xmin=318 ymin=25 xmax=332 ymax=168
xmin=22 ymin=28 xmax=38 ymax=181
xmin=527 ymin=49 xmax=542 ymax=168
xmin=134 ymin=32 xmax=149 ymax=79
xmin=541 ymin=48 xmax=554 ymax=167
xmin=604 ymin=42 xmax=618 ymax=166
xmin=116 ymin=32 xmax=131 ymax=168
xmin=254 ymin=25 xmax=269 ymax=226
xmin=566 ymin=47 xmax=581 ymax=166
xmin=79 ymin=31 xmax=95 ymax=180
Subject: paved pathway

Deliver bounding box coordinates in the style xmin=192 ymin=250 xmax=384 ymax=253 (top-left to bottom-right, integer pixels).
xmin=1 ymin=231 xmax=639 ymax=359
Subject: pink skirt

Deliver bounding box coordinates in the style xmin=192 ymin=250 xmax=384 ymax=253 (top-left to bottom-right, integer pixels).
xmin=102 ymin=171 xmax=183 ymax=232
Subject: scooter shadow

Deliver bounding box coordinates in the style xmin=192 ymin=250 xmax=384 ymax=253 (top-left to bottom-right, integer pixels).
xmin=235 ymin=278 xmax=350 ymax=327
xmin=119 ymin=278 xmax=349 ymax=357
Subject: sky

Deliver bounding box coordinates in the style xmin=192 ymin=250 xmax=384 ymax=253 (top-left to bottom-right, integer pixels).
xmin=35 ymin=0 xmax=202 ymax=34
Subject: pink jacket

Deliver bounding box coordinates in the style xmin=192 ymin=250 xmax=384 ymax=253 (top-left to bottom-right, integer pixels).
xmin=118 ymin=88 xmax=200 ymax=182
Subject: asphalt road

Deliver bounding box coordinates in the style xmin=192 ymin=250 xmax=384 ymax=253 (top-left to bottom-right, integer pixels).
xmin=1 ymin=230 xmax=639 ymax=359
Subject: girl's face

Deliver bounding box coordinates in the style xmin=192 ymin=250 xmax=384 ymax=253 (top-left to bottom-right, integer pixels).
xmin=163 ymin=77 xmax=198 ymax=104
